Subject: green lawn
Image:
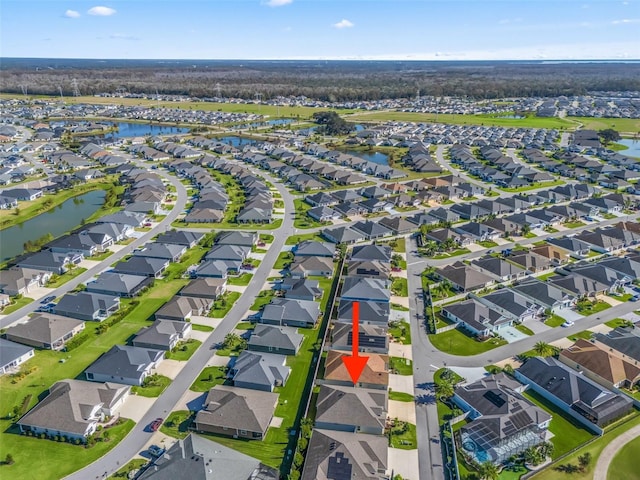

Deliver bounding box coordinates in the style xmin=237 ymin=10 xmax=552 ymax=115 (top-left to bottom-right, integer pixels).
xmin=390 ymin=357 xmax=413 ymax=375
xmin=250 ymin=289 xmax=276 ymax=311
xmin=173 ymin=218 xmax=283 ymax=230
xmin=259 ymin=233 xmax=274 ymax=243
xmin=285 ymin=232 xmax=326 ymax=245
xmin=389 ymin=321 xmax=412 ymax=345
xmin=431 ymin=248 xmax=471 ymax=259
xmin=391 ymin=277 xmax=408 ymax=297
xmin=190 ymin=366 xmax=229 ymax=392
xmin=47 ymin=267 xmax=88 ymax=288
xmin=293 ymin=198 xmax=329 ymax=229
xmin=113 ymin=458 xmax=148 ymax=479
xmin=0 ymin=419 xmax=134 ymax=480
xmin=89 ymin=250 xmax=113 ymax=261
xmin=515 ymin=324 xmax=535 ymax=336
xmin=567 ymin=330 xmax=594 ymax=342
xmin=576 ymin=300 xmax=611 ymax=315
xmin=478 ymin=240 xmax=499 ymax=248
xmin=0 ymin=296 xmax=34 ymax=314
xmin=389 ymin=390 xmax=414 ymax=402
xmin=131 ymin=374 xmax=172 ymax=397
xmin=499 ymin=179 xmax=565 ymax=193
xmin=227 ymin=273 xmax=253 ymax=286
xmin=166 ymin=339 xmax=202 ymax=361
xmin=209 ymin=291 xmax=241 ymax=317
xmin=391 ymin=303 xmax=410 ymax=311
xmin=532 ymin=413 xmax=640 ymax=480
xmin=609 ymin=293 xmax=633 ymax=302
xmin=522 ymin=390 xmax=594 ymax=458
xmin=607 ymin=435 xmax=640 ymax=480
xmin=429 ymin=329 xmax=507 ymax=356
xmin=389 ymin=422 xmax=417 ymax=450
xmin=605 ymin=318 xmax=634 ymax=329
xmin=274 ymin=251 xmax=294 ymax=270
xmin=159 ymin=410 xmax=194 ymax=440
xmin=235 ymin=321 xmax=254 ymax=330
xmin=544 ymin=314 xmax=567 ymax=328
xmin=191 ymin=323 xmax=214 ymax=332
xmin=564 ymin=221 xmax=587 ymax=229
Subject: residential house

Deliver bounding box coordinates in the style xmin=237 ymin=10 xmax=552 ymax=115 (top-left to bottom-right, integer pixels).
xmin=53 ymin=292 xmax=120 ymax=322
xmin=508 ymin=251 xmax=553 ymax=273
xmin=331 ymin=322 xmax=389 ymax=354
xmin=132 ymin=320 xmax=192 ymax=351
xmin=84 ymin=345 xmax=165 ymax=386
xmin=0 ymin=338 xmax=35 ymax=375
xmin=322 ymin=350 xmax=389 ymax=390
xmin=471 ymin=257 xmax=528 ymax=282
xmin=547 ymin=237 xmax=593 ymax=259
xmin=511 ymin=279 xmax=577 ymax=313
xmin=261 ymin=298 xmax=321 ymax=328
xmin=443 ymin=299 xmax=512 ymax=337
xmin=111 ymin=256 xmax=169 ymax=278
xmin=337 ymin=299 xmax=389 ymax=326
xmin=593 ymin=327 xmax=640 ymax=364
xmin=350 ymin=221 xmax=393 ymax=240
xmin=289 ymin=256 xmax=334 ymax=278
xmin=322 ymin=226 xmax=365 ymax=244
xmin=230 ymin=351 xmax=290 ymax=392
xmin=453 ymin=373 xmax=551 ymax=464
xmin=314 ymin=385 xmax=387 ymax=435
xmin=155 ymin=230 xmax=204 ymax=248
xmin=560 ymin=339 xmax=640 ymax=390
xmin=216 ymin=231 xmax=257 ymax=247
xmin=436 ymin=262 xmax=495 ymax=293
xmin=16 ymin=251 xmax=83 ymax=274
xmin=0 ymin=267 xmax=52 ymax=296
xmin=346 ymin=260 xmax=391 ymax=280
xmin=178 ymin=277 xmax=226 ymax=300
xmin=293 ymin=241 xmax=335 ymax=258
xmin=17 ymin=380 xmax=130 ymax=441
xmin=247 ymin=324 xmax=303 ymax=356
xmin=85 ymin=272 xmax=152 ymax=298
xmin=281 ymin=278 xmax=323 ymax=301
xmin=476 ymin=289 xmax=545 ymax=323
xmin=133 ymin=243 xmax=187 ymax=263
xmin=4 ymin=313 xmax=85 ymax=350
xmin=302 ymin=429 xmax=388 ymax=480
xmin=154 ymin=295 xmax=211 ymax=321
xmin=341 ymin=277 xmax=390 ymax=303
xmin=194 ymin=385 xmax=278 ymax=440
xmin=351 ymin=244 xmax=392 ymax=263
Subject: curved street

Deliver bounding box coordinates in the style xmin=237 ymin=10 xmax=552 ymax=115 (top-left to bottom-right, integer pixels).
xmin=592 ymin=424 xmax=640 ymax=480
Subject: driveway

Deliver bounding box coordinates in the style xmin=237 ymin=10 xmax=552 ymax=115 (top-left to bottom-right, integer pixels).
xmin=449 ymin=367 xmax=487 ymax=384
xmin=390 ymin=343 xmax=413 ymax=360
xmin=499 ymin=326 xmax=529 ymax=343
xmin=526 ymin=320 xmax=552 ymax=335
xmin=155 ymin=359 xmax=185 ymax=380
xmin=556 ymin=308 xmax=584 ymax=322
xmin=389 ymin=399 xmax=417 ymax=424
xmin=119 ymin=395 xmax=156 ymax=423
xmin=389 ymin=373 xmax=414 ymax=395
xmin=388 ymin=448 xmax=420 ymax=480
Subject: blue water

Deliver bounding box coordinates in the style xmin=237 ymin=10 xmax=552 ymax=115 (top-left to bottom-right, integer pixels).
xmin=617 ymin=139 xmax=640 ymax=159
xmin=0 ymin=190 xmax=106 ymax=262
xmin=343 ymin=149 xmax=389 ymax=165
xmin=234 ymin=118 xmax=295 ymax=129
xmin=107 ymin=122 xmax=190 ymax=138
xmin=217 ymin=136 xmax=259 ymax=147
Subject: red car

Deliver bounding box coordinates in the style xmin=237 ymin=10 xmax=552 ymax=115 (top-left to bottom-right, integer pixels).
xmin=149 ymin=417 xmax=163 ymax=432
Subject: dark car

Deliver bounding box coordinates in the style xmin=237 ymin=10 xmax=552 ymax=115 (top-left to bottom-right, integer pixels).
xmin=41 ymin=295 xmax=56 ymax=304
xmin=148 ymin=444 xmax=165 ymax=457
xmin=149 ymin=418 xmax=163 ymax=432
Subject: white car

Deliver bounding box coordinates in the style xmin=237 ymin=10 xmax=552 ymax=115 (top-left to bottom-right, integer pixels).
xmin=561 ymin=321 xmax=575 ymax=328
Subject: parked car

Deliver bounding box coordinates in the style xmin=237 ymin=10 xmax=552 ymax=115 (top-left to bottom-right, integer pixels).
xmin=41 ymin=295 xmax=55 ymax=304
xmin=630 ymin=295 xmax=639 ymax=302
xmin=561 ymin=321 xmax=575 ymax=328
xmin=148 ymin=445 xmax=165 ymax=457
xmin=149 ymin=418 xmax=163 ymax=432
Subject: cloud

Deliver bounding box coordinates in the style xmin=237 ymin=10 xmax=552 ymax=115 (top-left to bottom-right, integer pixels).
xmin=333 ymin=19 xmax=354 ymax=29
xmin=263 ymin=0 xmax=293 ymax=6
xmin=109 ymin=33 xmax=139 ymax=40
xmin=612 ymin=18 xmax=640 ymax=24
xmin=64 ymin=9 xmax=80 ymax=18
xmin=87 ymin=6 xmax=117 ymax=16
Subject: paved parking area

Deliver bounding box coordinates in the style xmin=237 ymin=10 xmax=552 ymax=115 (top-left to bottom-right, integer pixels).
xmin=390 ymin=309 xmax=410 ymax=322
xmin=388 ymin=448 xmax=419 ymax=480
xmin=556 ymin=309 xmax=584 ymax=322
xmin=155 ymin=359 xmax=185 ymax=380
xmin=499 ymin=326 xmax=529 ymax=343
xmin=526 ymin=320 xmax=551 ymax=335
xmin=389 ymin=399 xmax=416 ymax=424
xmin=389 ymin=343 xmax=413 ymax=360
xmin=119 ymin=395 xmax=155 ymax=423
xmin=389 ymin=373 xmax=414 ymax=395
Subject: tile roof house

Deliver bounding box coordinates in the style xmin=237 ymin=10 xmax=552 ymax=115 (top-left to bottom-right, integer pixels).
xmin=516 ymin=357 xmax=634 ymax=430
xmin=132 ymin=320 xmax=192 ymax=351
xmin=507 ymin=251 xmax=553 ymax=273
xmin=302 ymin=429 xmax=388 ymax=480
xmin=84 ymin=345 xmax=164 ymax=386
xmin=17 ymin=380 xmax=130 ymax=441
xmin=230 ymin=351 xmax=291 ymax=392
xmin=443 ymin=299 xmax=512 ymax=338
xmin=314 ymin=385 xmax=388 ymax=435
xmin=138 ymin=433 xmax=279 ymax=480
xmin=560 ymin=338 xmax=640 ymax=390
xmin=0 ymin=338 xmax=35 ymax=375
xmin=53 ymin=292 xmax=120 ymax=322
xmin=247 ymin=324 xmax=303 ymax=356
xmin=4 ymin=313 xmax=85 ymax=350
xmin=194 ymin=385 xmax=278 ymax=440
xmin=453 ymin=373 xmax=551 ymax=464
xmin=85 ymin=272 xmax=152 ymax=298
xmin=323 ymin=350 xmax=389 ymax=390
xmin=260 ymin=298 xmax=321 ymax=328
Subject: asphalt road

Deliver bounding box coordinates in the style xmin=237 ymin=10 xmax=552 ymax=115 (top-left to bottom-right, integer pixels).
xmin=65 ymin=162 xmax=297 ymax=480
xmin=0 ymin=160 xmax=189 ymax=330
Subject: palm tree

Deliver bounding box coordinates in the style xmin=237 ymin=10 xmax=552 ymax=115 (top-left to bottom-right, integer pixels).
xmin=521 ymin=223 xmax=531 ymax=236
xmin=477 ymin=461 xmax=500 ymax=480
xmin=534 ymin=341 xmax=554 ymax=357
xmin=435 ymin=381 xmax=455 ymax=401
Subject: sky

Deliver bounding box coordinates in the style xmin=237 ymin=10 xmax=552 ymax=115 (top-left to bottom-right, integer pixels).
xmin=1 ymin=0 xmax=639 ymax=60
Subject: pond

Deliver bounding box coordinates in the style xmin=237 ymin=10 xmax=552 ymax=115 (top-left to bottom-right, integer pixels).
xmin=343 ymin=149 xmax=390 ymax=165
xmin=106 ymin=122 xmax=190 ymax=138
xmin=617 ymin=139 xmax=640 ymax=158
xmin=215 ymin=136 xmax=260 ymax=147
xmin=0 ymin=190 xmax=106 ymax=262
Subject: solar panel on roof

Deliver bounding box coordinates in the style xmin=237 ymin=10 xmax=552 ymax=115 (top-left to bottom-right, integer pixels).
xmin=484 ymin=390 xmax=506 ymax=408
xmin=511 ymin=410 xmax=534 ymax=430
xmin=327 ymin=452 xmax=353 ymax=480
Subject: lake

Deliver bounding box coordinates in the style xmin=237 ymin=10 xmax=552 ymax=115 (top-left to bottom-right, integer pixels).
xmin=106 ymin=122 xmax=190 ymax=138
xmin=617 ymin=139 xmax=640 ymax=158
xmin=0 ymin=190 xmax=106 ymax=262
xmin=343 ymin=149 xmax=390 ymax=165
xmin=216 ymin=136 xmax=260 ymax=147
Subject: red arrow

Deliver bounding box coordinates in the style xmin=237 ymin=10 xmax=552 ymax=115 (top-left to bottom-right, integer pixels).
xmin=341 ymin=301 xmax=369 ymax=384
